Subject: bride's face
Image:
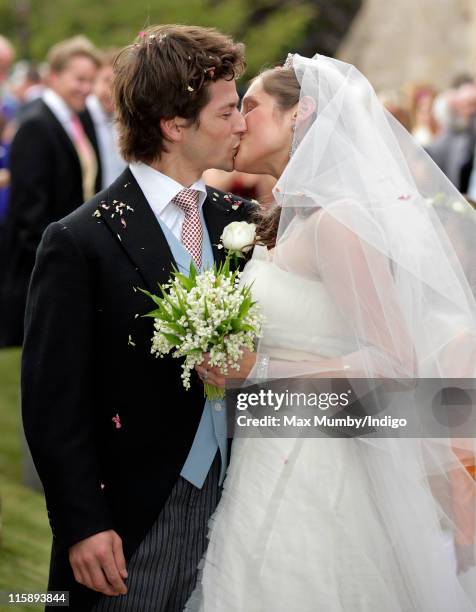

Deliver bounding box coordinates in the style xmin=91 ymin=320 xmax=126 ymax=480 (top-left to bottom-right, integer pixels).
xmin=234 ymin=77 xmax=296 ymax=178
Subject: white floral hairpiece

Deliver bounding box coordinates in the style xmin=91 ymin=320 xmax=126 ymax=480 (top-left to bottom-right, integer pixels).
xmin=283 ymin=53 xmax=295 ymax=70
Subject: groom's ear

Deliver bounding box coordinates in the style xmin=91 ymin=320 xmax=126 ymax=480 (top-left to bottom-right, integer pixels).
xmin=160 ymin=117 xmax=187 ymax=144
xmin=296 ymin=96 xmax=316 ymax=124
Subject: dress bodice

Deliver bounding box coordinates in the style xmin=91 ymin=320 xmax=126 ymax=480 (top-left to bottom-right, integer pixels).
xmin=240 ymin=245 xmax=356 ymax=360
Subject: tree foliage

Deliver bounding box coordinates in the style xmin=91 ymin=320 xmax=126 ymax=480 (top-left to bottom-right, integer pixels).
xmin=1 ymin=0 xmax=360 ymax=79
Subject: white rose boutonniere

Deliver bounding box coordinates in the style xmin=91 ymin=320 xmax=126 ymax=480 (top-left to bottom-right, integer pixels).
xmin=219 ymin=221 xmax=257 ymax=259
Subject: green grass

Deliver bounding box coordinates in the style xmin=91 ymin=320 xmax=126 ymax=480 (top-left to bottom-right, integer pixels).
xmin=0 ymin=349 xmax=50 ymax=611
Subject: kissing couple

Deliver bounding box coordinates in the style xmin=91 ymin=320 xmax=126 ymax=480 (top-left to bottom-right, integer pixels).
xmin=23 ymin=24 xmax=476 ymax=612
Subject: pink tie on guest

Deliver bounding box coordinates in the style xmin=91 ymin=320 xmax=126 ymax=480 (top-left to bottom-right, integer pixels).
xmin=70 ymin=113 xmax=98 ymax=200
xmin=172 ymin=188 xmax=203 ymax=269
xmin=70 ymin=113 xmax=90 ymax=155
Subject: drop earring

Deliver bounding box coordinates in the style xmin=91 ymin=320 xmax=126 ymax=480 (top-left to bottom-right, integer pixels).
xmin=289 ymin=112 xmax=298 ymax=158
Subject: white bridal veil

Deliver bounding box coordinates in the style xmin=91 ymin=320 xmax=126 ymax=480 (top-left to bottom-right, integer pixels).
xmin=248 ymin=53 xmax=476 ymax=607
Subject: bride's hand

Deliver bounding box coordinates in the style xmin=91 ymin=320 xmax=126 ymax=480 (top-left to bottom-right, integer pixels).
xmin=195 ymin=349 xmax=257 ymax=389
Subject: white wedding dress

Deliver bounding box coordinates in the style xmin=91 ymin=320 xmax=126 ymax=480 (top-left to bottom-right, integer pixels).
xmin=186 ymin=244 xmax=475 ymax=612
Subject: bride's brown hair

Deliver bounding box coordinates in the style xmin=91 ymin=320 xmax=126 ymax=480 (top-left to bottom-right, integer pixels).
xmin=251 ymin=66 xmax=301 ymax=249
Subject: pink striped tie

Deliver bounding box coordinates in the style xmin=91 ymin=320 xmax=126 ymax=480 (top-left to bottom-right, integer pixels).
xmin=172 ymin=188 xmax=203 ymax=269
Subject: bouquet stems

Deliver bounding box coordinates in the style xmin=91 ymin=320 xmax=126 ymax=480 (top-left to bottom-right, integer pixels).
xmin=204 ymin=383 xmax=225 ymax=401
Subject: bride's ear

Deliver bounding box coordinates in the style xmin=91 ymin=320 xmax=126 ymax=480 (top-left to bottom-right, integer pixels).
xmin=296 ymin=96 xmax=316 ymax=124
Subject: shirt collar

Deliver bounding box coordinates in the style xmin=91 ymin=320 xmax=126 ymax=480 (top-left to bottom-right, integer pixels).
xmin=129 ymin=161 xmax=207 ymax=217
xmin=86 ymin=94 xmax=111 ymax=125
xmin=42 ymin=88 xmax=74 ymax=127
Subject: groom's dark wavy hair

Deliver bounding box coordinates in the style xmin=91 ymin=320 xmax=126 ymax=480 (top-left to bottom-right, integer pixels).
xmin=113 ymin=25 xmax=246 ymax=163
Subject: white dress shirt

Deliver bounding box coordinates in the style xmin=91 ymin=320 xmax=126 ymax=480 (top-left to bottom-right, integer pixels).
xmin=42 ymin=88 xmax=76 ymax=141
xmin=86 ymin=95 xmax=126 ymax=189
xmin=129 ymin=161 xmax=207 ymax=240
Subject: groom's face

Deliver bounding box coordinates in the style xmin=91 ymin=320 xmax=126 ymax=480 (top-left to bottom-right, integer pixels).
xmin=181 ymin=79 xmax=246 ymax=172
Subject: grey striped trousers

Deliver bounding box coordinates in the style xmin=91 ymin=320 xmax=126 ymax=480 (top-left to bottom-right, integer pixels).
xmin=91 ymin=454 xmax=220 ymax=612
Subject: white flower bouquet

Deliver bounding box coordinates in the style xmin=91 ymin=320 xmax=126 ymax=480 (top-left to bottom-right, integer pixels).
xmin=141 ymin=221 xmax=265 ymax=400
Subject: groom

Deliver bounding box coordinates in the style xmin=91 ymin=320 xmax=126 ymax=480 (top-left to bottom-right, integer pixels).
xmin=22 ymin=25 xmax=254 ymax=611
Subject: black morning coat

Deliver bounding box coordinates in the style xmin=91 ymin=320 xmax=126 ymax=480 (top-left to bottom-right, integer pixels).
xmin=21 ymin=167 xmax=255 ymax=610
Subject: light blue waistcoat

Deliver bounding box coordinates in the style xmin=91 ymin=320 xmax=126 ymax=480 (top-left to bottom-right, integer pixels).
xmin=155 ymin=211 xmax=227 ymax=488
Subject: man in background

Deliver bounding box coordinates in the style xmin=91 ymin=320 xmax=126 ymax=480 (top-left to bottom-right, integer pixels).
xmin=0 ymin=35 xmax=16 ymax=119
xmin=86 ymin=49 xmax=125 ymax=189
xmin=0 ymin=35 xmax=102 ymax=347
xmin=426 ymin=80 xmax=476 ymax=193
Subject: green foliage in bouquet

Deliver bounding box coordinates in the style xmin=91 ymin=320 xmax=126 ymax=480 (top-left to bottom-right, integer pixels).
xmin=139 ymin=255 xmax=265 ymax=400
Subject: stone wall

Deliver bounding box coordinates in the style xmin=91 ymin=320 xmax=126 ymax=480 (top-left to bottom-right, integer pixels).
xmin=337 ymin=0 xmax=476 ymax=91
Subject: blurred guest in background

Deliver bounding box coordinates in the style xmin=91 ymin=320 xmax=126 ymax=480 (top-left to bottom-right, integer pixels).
xmin=86 ymin=48 xmax=125 ymax=189
xmin=378 ymin=89 xmax=411 ymax=131
xmin=0 ymin=35 xmax=17 ymax=121
xmin=451 ymin=73 xmax=475 ymax=89
xmin=203 ymin=168 xmax=276 ymax=205
xmin=11 ymin=61 xmax=45 ymax=108
xmin=457 ymin=82 xmax=476 ymax=195
xmin=7 ymin=62 xmax=46 ymax=130
xmin=432 ymin=88 xmax=458 ymax=132
xmin=0 ymin=35 xmax=14 ymax=82
xmin=0 ymin=113 xmax=10 ymax=237
xmin=0 ymin=34 xmax=16 ymax=293
xmin=0 ymin=35 xmax=102 ymax=347
xmin=407 ymin=83 xmax=439 ymax=146
xmin=426 ymin=80 xmax=476 ymax=193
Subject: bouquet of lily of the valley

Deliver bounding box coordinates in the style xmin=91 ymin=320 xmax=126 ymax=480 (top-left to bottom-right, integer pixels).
xmin=141 ymin=221 xmax=265 ymax=400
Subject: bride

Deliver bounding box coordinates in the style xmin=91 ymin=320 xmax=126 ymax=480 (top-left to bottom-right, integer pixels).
xmin=191 ymin=54 xmax=476 ymax=611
